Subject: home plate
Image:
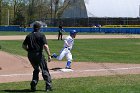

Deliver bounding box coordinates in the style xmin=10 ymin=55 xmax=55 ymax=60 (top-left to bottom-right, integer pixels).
xmin=59 ymin=68 xmax=74 ymax=72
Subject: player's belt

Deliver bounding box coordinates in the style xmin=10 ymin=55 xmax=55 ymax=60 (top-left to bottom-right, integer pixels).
xmin=65 ymin=47 xmax=70 ymax=50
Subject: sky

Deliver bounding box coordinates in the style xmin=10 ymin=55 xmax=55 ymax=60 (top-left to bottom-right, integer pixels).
xmin=85 ymin=0 xmax=140 ymax=17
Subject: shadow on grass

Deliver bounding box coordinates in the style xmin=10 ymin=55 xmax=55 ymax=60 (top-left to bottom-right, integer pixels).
xmin=2 ymin=89 xmax=44 ymax=92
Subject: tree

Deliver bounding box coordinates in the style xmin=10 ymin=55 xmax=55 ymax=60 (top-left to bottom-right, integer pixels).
xmin=1 ymin=0 xmax=28 ymax=25
xmin=0 ymin=0 xmax=2 ymax=25
xmin=56 ymin=0 xmax=70 ymax=18
xmin=0 ymin=0 xmax=71 ymax=26
xmin=13 ymin=10 xmax=25 ymax=25
xmin=49 ymin=0 xmax=70 ymax=26
xmin=12 ymin=0 xmax=25 ymax=25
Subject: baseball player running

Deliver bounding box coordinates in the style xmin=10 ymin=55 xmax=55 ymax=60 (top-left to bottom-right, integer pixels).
xmin=52 ymin=30 xmax=78 ymax=69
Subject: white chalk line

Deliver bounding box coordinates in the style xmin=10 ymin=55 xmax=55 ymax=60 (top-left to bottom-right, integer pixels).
xmin=0 ymin=66 xmax=140 ymax=77
xmin=76 ymin=67 xmax=140 ymax=72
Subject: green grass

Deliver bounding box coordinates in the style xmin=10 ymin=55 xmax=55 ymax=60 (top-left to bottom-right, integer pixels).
xmin=0 ymin=75 xmax=140 ymax=93
xmin=0 ymin=39 xmax=140 ymax=63
xmin=0 ymin=34 xmax=140 ymax=93
xmin=0 ymin=31 xmax=58 ymax=35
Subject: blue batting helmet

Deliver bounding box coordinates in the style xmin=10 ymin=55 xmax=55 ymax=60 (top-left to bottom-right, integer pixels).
xmin=70 ymin=30 xmax=78 ymax=35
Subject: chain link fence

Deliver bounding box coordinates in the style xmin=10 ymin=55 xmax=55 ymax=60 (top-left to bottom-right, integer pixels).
xmin=53 ymin=17 xmax=140 ymax=27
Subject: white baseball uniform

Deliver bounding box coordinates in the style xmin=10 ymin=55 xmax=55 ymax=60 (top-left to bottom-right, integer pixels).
xmin=56 ymin=35 xmax=74 ymax=62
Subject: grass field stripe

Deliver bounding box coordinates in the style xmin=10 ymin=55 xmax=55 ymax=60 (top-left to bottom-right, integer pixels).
xmin=0 ymin=66 xmax=140 ymax=77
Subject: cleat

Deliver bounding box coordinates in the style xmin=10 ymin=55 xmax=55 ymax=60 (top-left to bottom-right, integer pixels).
xmin=46 ymin=86 xmax=52 ymax=92
xmin=51 ymin=53 xmax=57 ymax=58
xmin=30 ymin=81 xmax=36 ymax=92
xmin=65 ymin=66 xmax=71 ymax=69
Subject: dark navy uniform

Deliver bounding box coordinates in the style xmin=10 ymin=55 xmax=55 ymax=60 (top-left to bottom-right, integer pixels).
xmin=58 ymin=25 xmax=64 ymax=40
xmin=22 ymin=30 xmax=52 ymax=91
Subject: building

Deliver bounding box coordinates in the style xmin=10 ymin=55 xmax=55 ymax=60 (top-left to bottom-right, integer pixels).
xmin=61 ymin=0 xmax=89 ymax=18
xmin=62 ymin=0 xmax=140 ymax=18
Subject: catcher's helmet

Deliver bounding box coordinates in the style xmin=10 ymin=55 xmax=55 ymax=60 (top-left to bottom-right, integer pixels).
xmin=70 ymin=30 xmax=78 ymax=35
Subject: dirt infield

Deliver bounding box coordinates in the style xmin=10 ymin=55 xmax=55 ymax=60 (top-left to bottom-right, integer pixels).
xmin=1 ymin=34 xmax=140 ymax=40
xmin=0 ymin=35 xmax=140 ymax=83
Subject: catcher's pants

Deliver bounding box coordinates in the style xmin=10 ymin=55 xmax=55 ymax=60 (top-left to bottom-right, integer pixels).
xmin=28 ymin=52 xmax=52 ymax=87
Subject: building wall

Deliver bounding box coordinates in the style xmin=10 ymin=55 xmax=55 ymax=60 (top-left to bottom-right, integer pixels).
xmin=61 ymin=0 xmax=88 ymax=18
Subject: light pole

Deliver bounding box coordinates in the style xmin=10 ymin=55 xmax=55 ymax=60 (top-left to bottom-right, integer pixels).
xmin=0 ymin=0 xmax=2 ymax=25
xmin=51 ymin=0 xmax=53 ymax=26
xmin=7 ymin=9 xmax=9 ymax=25
xmin=139 ymin=5 xmax=140 ymax=17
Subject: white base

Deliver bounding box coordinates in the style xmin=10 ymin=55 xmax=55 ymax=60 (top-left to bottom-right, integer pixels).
xmin=59 ymin=68 xmax=74 ymax=72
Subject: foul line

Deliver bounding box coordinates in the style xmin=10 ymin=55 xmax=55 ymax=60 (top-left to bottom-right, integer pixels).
xmin=0 ymin=67 xmax=140 ymax=77
xmin=76 ymin=67 xmax=140 ymax=72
